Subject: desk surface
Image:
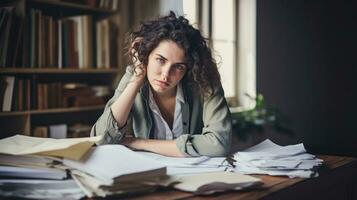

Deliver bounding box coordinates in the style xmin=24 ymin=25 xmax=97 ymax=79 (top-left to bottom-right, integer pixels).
xmin=126 ymin=155 xmax=357 ymax=200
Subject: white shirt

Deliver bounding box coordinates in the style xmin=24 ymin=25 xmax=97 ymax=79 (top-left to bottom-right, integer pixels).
xmin=149 ymin=83 xmax=184 ymax=140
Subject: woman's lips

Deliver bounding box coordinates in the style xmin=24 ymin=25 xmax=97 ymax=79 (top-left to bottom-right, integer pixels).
xmin=154 ymin=79 xmax=170 ymax=87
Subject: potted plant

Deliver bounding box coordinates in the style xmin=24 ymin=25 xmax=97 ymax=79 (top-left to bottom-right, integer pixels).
xmin=231 ymin=93 xmax=279 ymax=136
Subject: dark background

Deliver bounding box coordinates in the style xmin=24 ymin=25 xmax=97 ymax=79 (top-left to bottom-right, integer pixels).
xmin=256 ymin=0 xmax=357 ymax=156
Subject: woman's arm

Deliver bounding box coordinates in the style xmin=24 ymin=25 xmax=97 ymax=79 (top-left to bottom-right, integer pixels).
xmin=175 ymin=86 xmax=232 ymax=157
xmin=122 ymin=86 xmax=231 ymax=157
xmin=122 ymin=137 xmax=185 ymax=157
xmin=110 ymin=71 xmax=145 ymax=128
xmin=90 ymin=66 xmax=144 ymax=144
xmin=111 ymin=40 xmax=145 ymax=127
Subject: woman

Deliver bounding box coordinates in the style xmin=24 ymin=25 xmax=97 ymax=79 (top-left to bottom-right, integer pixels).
xmin=91 ymin=11 xmax=232 ymax=157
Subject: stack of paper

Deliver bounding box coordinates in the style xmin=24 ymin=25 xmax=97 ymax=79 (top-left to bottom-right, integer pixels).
xmin=63 ymin=145 xmax=167 ymax=197
xmin=137 ymin=152 xmax=262 ymax=194
xmin=0 ymin=135 xmax=102 ymax=199
xmin=138 ymin=151 xmax=230 ymax=176
xmin=233 ymin=139 xmax=323 ymax=178
xmin=0 ymin=134 xmax=103 ymax=181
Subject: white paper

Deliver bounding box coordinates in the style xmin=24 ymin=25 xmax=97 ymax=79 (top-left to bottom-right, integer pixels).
xmin=250 ymin=159 xmax=301 ymax=169
xmin=233 ymin=139 xmax=323 ymax=178
xmin=167 ymin=166 xmax=228 ymax=176
xmin=63 ymin=145 xmax=166 ymax=185
xmin=138 ymin=151 xmax=210 ymax=166
xmin=137 ymin=151 xmax=229 ymax=175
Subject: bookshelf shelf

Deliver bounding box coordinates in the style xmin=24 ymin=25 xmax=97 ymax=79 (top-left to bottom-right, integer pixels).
xmin=28 ymin=0 xmax=117 ymax=15
xmin=0 ymin=0 xmax=131 ymax=138
xmin=0 ymin=68 xmax=120 ymax=74
xmin=0 ymin=105 xmax=105 ymax=116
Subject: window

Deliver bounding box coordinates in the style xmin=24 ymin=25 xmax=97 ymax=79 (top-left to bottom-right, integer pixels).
xmin=183 ymin=0 xmax=257 ymax=111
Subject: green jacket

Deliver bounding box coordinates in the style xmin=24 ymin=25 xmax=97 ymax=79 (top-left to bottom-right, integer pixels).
xmin=91 ymin=67 xmax=232 ymax=157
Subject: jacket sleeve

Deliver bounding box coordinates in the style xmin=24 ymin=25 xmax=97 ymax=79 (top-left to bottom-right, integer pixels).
xmin=175 ymin=87 xmax=232 ymax=157
xmin=90 ymin=67 xmax=134 ymax=145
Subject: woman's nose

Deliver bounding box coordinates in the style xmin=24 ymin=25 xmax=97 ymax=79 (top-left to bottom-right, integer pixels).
xmin=161 ymin=65 xmax=171 ymax=81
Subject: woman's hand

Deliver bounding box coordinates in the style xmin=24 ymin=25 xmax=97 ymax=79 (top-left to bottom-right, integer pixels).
xmin=129 ymin=37 xmax=146 ymax=87
xmin=129 ymin=65 xmax=146 ymax=88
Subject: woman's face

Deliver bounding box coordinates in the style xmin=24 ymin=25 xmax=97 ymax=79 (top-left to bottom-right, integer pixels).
xmin=146 ymin=40 xmax=187 ymax=97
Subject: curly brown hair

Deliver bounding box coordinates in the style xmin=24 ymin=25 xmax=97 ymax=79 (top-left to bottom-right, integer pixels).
xmin=126 ymin=11 xmax=221 ymax=97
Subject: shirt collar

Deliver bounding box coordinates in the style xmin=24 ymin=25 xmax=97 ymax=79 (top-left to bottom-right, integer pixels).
xmin=176 ymin=83 xmax=185 ymax=104
xmin=149 ymin=83 xmax=185 ymax=107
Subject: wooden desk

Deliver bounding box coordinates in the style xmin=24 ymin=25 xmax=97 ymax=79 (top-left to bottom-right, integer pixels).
xmin=126 ymin=155 xmax=357 ymax=200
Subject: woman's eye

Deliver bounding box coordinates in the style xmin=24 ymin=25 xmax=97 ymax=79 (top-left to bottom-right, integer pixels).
xmin=175 ymin=65 xmax=185 ymax=71
xmin=156 ymin=58 xmax=165 ymax=64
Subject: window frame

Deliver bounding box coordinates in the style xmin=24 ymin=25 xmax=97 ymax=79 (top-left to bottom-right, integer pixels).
xmin=183 ymin=0 xmax=257 ymax=111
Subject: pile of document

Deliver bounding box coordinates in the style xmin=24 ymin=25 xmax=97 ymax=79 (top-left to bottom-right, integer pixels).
xmin=0 ymin=154 xmax=81 ymax=199
xmin=0 ymin=134 xmax=102 ymax=199
xmin=65 ymin=145 xmax=167 ymax=197
xmin=137 ymin=152 xmax=262 ymax=194
xmin=233 ymin=139 xmax=323 ymax=178
xmin=3 ymin=134 xmax=325 ymax=198
xmin=0 ymin=135 xmax=168 ymax=198
xmin=0 ymin=134 xmax=264 ymax=197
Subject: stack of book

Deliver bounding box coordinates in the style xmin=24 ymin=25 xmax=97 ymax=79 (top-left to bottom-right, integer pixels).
xmin=0 ymin=76 xmax=112 ymax=111
xmin=62 ymin=83 xmax=110 ymax=107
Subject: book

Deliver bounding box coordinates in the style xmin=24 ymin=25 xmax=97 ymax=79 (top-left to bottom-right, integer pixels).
xmin=1 ymin=76 xmax=15 ymax=111
xmin=0 ymin=7 xmax=14 ymax=67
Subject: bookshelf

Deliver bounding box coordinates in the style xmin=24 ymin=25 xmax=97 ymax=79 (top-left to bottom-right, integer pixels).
xmin=0 ymin=68 xmax=120 ymax=74
xmin=0 ymin=0 xmax=130 ymax=139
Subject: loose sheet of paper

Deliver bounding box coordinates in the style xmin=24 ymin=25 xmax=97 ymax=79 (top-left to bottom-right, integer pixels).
xmin=0 ymin=135 xmax=102 ymax=160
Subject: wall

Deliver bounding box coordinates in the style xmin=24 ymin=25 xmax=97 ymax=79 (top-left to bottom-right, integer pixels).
xmin=256 ymin=0 xmax=357 ymax=156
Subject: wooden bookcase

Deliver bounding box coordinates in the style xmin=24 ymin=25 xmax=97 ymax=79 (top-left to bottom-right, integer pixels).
xmin=0 ymin=0 xmax=130 ymax=139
